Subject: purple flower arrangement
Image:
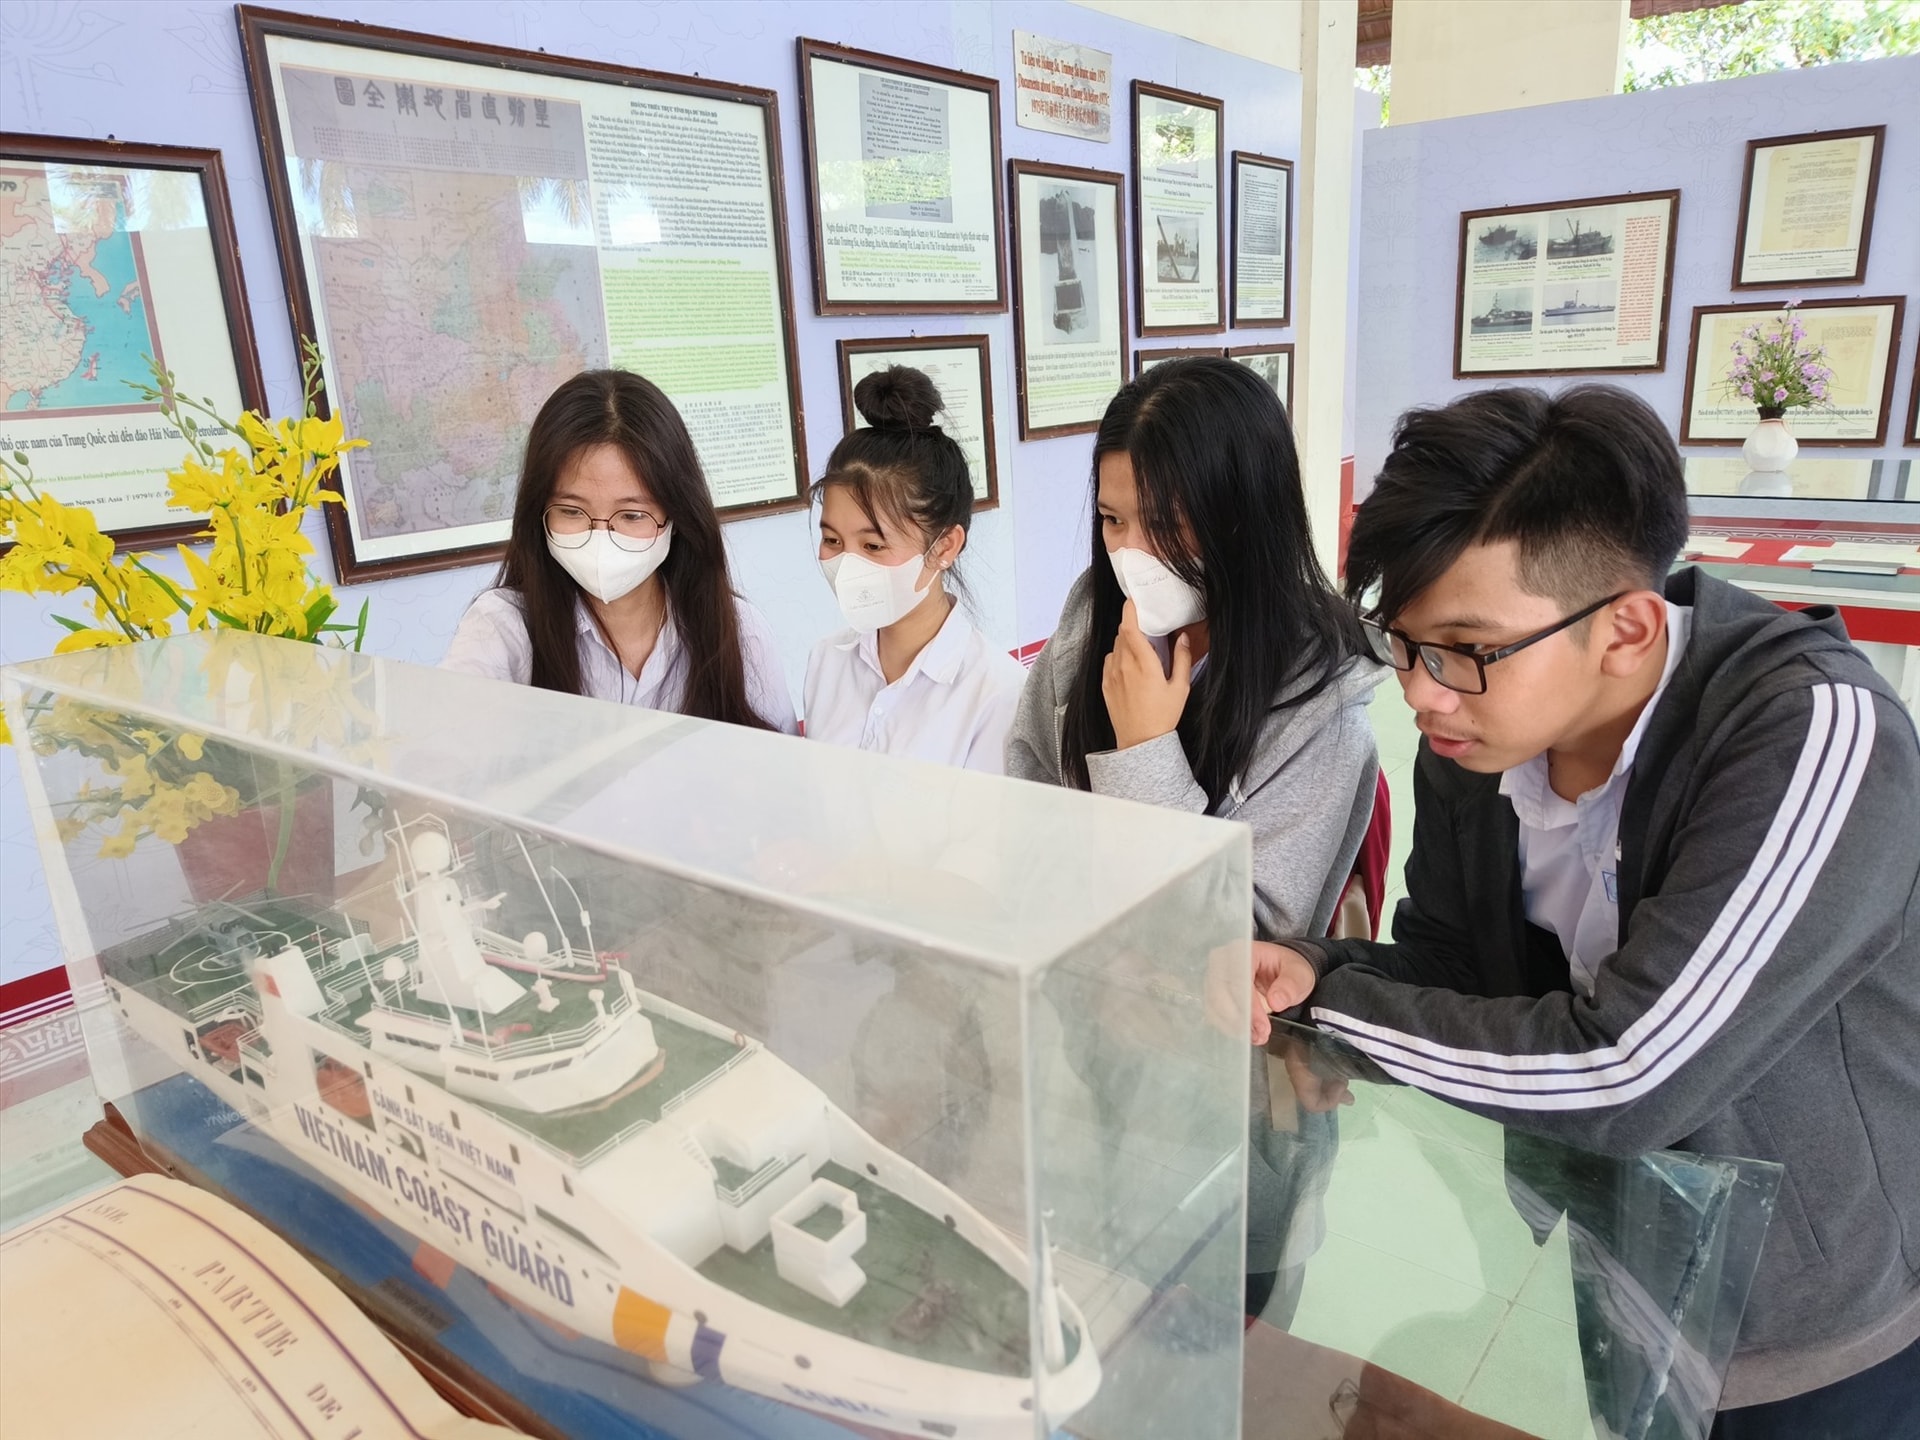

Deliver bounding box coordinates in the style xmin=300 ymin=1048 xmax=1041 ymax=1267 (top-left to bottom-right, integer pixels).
xmin=1725 ymin=303 xmax=1832 ymax=418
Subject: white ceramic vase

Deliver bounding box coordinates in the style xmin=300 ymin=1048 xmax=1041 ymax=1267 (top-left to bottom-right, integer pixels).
xmin=1742 ymin=411 xmax=1798 ymax=475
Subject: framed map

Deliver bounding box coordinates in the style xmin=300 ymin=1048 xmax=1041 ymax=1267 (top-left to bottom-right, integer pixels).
xmin=0 ymin=133 xmax=264 ymax=547
xmin=238 ymin=7 xmax=808 ymax=582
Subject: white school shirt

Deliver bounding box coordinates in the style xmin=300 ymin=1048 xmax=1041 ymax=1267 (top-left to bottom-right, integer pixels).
xmin=441 ymin=587 xmax=798 ymax=734
xmin=803 ymin=605 xmax=1027 ymax=773
xmin=1499 ymin=601 xmax=1692 ymax=995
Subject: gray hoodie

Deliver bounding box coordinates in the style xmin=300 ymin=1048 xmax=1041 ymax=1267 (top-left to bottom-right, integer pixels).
xmin=1006 ymin=569 xmax=1385 ymax=1279
xmin=1007 ymin=569 xmax=1385 ymax=942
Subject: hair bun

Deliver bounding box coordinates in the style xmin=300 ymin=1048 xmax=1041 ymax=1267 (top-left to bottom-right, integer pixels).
xmin=854 ymin=365 xmax=943 ymax=431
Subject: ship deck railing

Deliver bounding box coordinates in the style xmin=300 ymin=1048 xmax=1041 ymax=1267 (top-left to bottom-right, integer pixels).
xmin=659 ymin=1044 xmax=754 ymax=1117
xmin=186 ymin=987 xmax=261 ymax=1027
xmin=350 ymin=971 xmax=640 ymax=1065
xmin=715 ymin=1152 xmax=801 ymax=1208
xmin=570 ymin=1114 xmax=657 ymax=1169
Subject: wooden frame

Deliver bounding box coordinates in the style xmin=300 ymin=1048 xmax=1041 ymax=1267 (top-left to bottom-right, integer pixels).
xmin=1453 ymin=189 xmax=1680 ymax=380
xmin=1230 ymin=152 xmax=1292 ymax=329
xmin=0 ymin=132 xmax=265 ymax=550
xmin=1679 ymin=296 xmax=1906 ymax=448
xmin=237 ymin=5 xmax=810 ymax=583
xmin=1731 ymin=126 xmax=1883 ymax=290
xmin=1131 ymin=80 xmax=1225 ymax=337
xmin=1903 ymin=325 xmax=1919 ymax=448
xmin=1227 ymin=342 xmax=1294 ymax=414
xmin=1134 ymin=347 xmax=1222 ymax=375
xmin=796 ymin=38 xmax=1007 ymax=316
xmin=1008 ymin=158 xmax=1128 ymax=440
xmin=834 ymin=334 xmax=999 ymax=510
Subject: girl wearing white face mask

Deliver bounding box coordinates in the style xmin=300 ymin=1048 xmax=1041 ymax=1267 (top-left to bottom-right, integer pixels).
xmin=1006 ymin=357 xmax=1384 ymax=1325
xmin=441 ymin=370 xmax=796 ymax=732
xmin=804 ymin=366 xmax=1025 ymax=772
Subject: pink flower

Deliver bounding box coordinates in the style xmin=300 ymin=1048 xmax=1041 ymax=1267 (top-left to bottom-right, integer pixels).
xmin=1773 ymin=386 xmax=1789 ymax=403
xmin=1738 ymin=382 xmax=1754 ymax=397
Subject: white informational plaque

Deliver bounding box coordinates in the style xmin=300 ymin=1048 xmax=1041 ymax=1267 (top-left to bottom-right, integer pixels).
xmin=1733 ymin=127 xmax=1883 ymax=289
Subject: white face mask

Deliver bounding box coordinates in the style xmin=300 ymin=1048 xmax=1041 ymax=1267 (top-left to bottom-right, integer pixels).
xmin=1109 ymin=546 xmax=1205 ymax=637
xmin=821 ymin=551 xmax=934 ymax=632
xmin=547 ymin=526 xmax=671 ymax=606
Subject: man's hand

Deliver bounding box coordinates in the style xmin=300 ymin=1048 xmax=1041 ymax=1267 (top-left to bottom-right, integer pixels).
xmin=1250 ymin=942 xmax=1317 ymax=1045
xmin=1103 ymin=599 xmax=1191 ymax=750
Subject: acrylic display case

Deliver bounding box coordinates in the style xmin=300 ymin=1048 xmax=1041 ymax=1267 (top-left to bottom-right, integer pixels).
xmin=4 ymin=633 xmax=1255 ymax=1440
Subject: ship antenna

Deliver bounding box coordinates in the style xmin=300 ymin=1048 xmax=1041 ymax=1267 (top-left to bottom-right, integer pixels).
xmin=550 ymin=866 xmax=597 ymax=963
xmin=515 ymin=834 xmax=571 ymax=962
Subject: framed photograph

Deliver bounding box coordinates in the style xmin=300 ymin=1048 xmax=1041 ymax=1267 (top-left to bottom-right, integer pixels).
xmin=1231 ymin=152 xmax=1291 ymax=327
xmin=1135 ymin=346 xmax=1222 ymax=375
xmin=1132 ymin=81 xmax=1224 ymax=337
xmin=1732 ymin=126 xmax=1883 ymax=290
xmin=0 ymin=133 xmax=265 ymax=548
xmin=1680 ymin=297 xmax=1905 ymax=447
xmin=1454 ymin=189 xmax=1679 ymax=379
xmin=1009 ymin=160 xmax=1127 ymax=440
xmin=797 ymin=39 xmax=1006 ymax=316
xmin=836 ymin=335 xmax=998 ymax=508
xmin=239 ymin=6 xmax=809 ymax=582
xmin=1228 ymin=343 xmax=1293 ymax=413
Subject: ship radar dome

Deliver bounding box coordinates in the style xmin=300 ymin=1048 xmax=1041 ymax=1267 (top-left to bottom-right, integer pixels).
xmin=409 ymin=830 xmax=452 ymax=875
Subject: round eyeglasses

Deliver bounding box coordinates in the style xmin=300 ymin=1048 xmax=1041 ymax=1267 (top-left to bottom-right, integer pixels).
xmin=1361 ymin=593 xmax=1625 ymax=695
xmin=543 ymin=503 xmax=665 ymax=553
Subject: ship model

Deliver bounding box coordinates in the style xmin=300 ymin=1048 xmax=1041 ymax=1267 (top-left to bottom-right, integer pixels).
xmin=93 ymin=816 xmax=1102 ymax=1438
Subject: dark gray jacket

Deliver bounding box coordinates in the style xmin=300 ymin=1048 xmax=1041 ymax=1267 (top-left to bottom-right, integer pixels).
xmin=1295 ymin=569 xmax=1920 ymax=1406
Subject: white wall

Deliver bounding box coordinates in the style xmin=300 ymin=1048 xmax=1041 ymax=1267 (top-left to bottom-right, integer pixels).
xmin=1391 ymin=0 xmax=1630 ymax=125
xmin=1070 ymin=0 xmax=1306 ymax=73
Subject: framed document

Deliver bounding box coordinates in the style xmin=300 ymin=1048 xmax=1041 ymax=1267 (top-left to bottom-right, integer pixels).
xmin=1228 ymin=343 xmax=1293 ymax=413
xmin=798 ymin=39 xmax=1006 ymax=316
xmin=1135 ymin=347 xmax=1222 ymax=375
xmin=836 ymin=335 xmax=998 ymax=508
xmin=1132 ymin=81 xmax=1224 ymax=337
xmin=1732 ymin=127 xmax=1883 ymax=289
xmin=1231 ymin=152 xmax=1291 ymax=327
xmin=239 ymin=6 xmax=809 ymax=582
xmin=1009 ymin=159 xmax=1127 ymax=439
xmin=0 ymin=133 xmax=264 ymax=547
xmin=1454 ymin=190 xmax=1679 ymax=379
xmin=1680 ymin=297 xmax=1905 ymax=447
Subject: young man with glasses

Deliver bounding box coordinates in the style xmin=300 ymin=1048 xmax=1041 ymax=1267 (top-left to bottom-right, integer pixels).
xmin=1253 ymin=385 xmax=1919 ymax=1437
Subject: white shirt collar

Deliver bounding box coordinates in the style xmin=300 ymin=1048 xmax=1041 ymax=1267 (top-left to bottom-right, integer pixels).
xmin=844 ymin=601 xmax=971 ymax=688
xmin=1499 ymin=600 xmax=1692 ymax=824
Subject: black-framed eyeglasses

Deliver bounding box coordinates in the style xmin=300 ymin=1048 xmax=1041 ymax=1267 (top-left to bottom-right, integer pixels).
xmin=1361 ymin=593 xmax=1625 ymax=695
xmin=543 ymin=503 xmax=665 ymax=553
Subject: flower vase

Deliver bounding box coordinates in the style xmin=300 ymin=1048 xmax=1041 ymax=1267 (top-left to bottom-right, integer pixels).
xmin=176 ymin=780 xmax=336 ymax=903
xmin=1742 ymin=408 xmax=1798 ymax=476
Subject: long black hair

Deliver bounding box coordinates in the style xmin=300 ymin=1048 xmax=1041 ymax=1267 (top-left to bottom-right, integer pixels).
xmin=813 ymin=365 xmax=977 ymax=604
xmin=496 ymin=369 xmax=772 ymax=729
xmin=1060 ymin=357 xmax=1363 ymax=808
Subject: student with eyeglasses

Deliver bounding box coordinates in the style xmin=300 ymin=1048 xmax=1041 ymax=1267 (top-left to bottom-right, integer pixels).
xmin=442 ymin=369 xmax=796 ymax=732
xmin=1252 ymin=385 xmax=1920 ymax=1439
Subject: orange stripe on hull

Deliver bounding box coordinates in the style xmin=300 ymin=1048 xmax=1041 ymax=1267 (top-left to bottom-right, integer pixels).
xmin=613 ymin=1287 xmax=673 ymax=1362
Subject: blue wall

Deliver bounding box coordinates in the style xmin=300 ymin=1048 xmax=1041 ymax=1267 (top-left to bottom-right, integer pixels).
xmin=0 ymin=0 xmax=1302 ymax=989
xmin=1354 ymin=55 xmax=1920 ymax=504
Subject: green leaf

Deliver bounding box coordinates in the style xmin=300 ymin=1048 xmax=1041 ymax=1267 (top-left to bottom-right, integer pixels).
xmin=50 ymin=614 xmax=90 ymax=632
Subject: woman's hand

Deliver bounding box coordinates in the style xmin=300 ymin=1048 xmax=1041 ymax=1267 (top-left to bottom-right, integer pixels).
xmin=1250 ymin=942 xmax=1318 ymax=1045
xmin=1102 ymin=599 xmax=1191 ymax=750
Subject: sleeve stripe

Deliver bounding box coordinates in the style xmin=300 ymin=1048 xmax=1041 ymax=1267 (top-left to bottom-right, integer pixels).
xmin=1309 ymin=684 xmax=1877 ymax=1110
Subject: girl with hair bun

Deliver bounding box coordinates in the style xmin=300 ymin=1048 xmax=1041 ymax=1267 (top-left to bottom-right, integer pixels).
xmin=442 ymin=369 xmax=796 ymax=732
xmin=805 ymin=365 xmax=1025 ymax=772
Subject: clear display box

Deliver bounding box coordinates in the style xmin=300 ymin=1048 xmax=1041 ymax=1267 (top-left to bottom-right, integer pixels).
xmin=4 ymin=633 xmax=1255 ymax=1440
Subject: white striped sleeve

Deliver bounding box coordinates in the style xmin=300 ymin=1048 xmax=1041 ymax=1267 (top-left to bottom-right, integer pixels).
xmin=1309 ymin=683 xmax=1878 ymax=1111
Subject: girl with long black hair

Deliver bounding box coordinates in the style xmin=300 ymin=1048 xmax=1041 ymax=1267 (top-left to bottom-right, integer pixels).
xmin=1007 ymin=356 xmax=1382 ymax=1319
xmin=442 ymin=370 xmax=795 ymax=732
